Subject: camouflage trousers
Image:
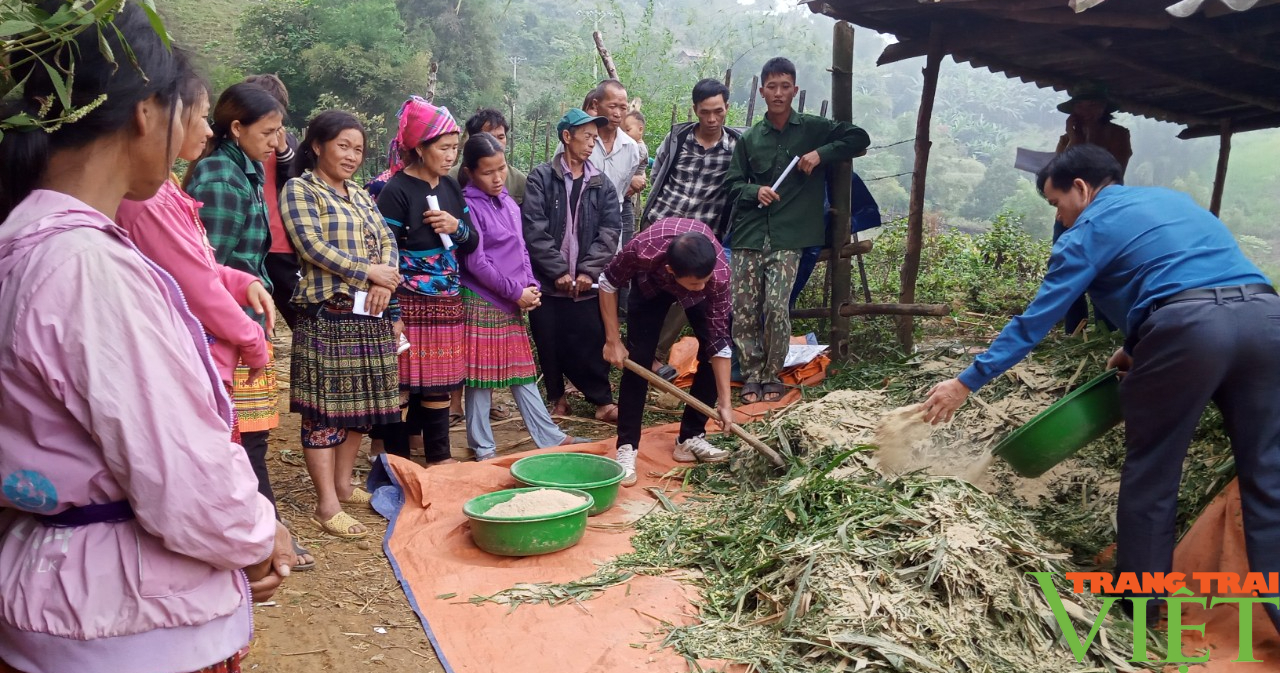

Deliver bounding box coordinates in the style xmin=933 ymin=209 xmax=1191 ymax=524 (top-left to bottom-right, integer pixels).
xmin=731 ymin=247 xmax=800 ymax=384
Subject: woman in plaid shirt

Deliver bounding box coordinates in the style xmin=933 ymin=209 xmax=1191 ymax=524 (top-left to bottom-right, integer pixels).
xmin=183 ymin=82 xmax=288 ymax=543
xmin=282 ymin=111 xmax=403 ymax=539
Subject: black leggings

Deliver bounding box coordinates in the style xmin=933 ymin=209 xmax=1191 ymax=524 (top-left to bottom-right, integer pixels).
xmin=371 ymin=393 xmax=452 ymax=462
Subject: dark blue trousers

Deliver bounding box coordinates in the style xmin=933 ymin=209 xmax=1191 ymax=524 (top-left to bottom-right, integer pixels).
xmin=1117 ymin=291 xmax=1280 ymax=632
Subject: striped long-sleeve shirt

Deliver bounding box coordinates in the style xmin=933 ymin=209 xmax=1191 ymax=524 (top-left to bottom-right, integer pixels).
xmin=282 ymin=171 xmax=399 ymax=310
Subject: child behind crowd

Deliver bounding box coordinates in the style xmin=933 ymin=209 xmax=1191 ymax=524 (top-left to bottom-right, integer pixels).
xmin=457 ymin=133 xmax=589 ymax=459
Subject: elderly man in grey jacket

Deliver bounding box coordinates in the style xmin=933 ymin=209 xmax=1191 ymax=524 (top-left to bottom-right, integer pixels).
xmin=523 ymin=109 xmax=623 ymax=423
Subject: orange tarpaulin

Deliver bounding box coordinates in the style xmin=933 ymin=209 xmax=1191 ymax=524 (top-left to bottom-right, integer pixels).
xmin=379 ymin=392 xmax=809 ymax=673
xmin=1170 ymin=478 xmax=1280 ymax=669
xmin=667 ymin=336 xmax=830 ymax=389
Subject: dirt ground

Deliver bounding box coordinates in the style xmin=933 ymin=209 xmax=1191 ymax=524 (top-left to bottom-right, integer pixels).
xmin=249 ymin=331 xmax=607 ymax=673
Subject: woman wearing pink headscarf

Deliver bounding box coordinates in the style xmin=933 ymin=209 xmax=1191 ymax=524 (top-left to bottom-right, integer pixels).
xmin=375 ymin=97 xmax=478 ymax=465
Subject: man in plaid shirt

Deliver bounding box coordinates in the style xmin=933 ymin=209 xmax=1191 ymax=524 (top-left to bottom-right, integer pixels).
xmin=641 ymin=79 xmax=741 ymax=381
xmin=598 ymin=218 xmax=735 ymax=486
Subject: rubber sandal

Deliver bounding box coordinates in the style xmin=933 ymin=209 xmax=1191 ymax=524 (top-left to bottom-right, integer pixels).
xmin=449 ymin=412 xmax=465 ymax=427
xmin=740 ymin=382 xmax=762 ymax=404
xmin=339 ymin=487 xmax=373 ymax=506
xmin=291 ymin=537 xmax=316 ymax=571
xmin=762 ymin=382 xmax=786 ymax=403
xmin=655 ymin=364 xmax=677 ymax=382
xmin=311 ymin=511 xmax=368 ymax=539
xmin=489 ymin=404 xmax=513 ymax=421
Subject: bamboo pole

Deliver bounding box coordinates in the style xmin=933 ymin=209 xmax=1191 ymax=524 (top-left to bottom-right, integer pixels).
xmin=670 ymin=103 xmax=678 ymax=127
xmin=897 ymin=23 xmax=943 ymax=352
xmin=543 ymin=122 xmax=552 ymax=164
xmin=723 ymin=67 xmax=732 ymax=89
xmin=798 ymin=89 xmax=807 ymax=113
xmin=853 ymin=230 xmax=873 ymax=302
xmin=425 ymin=62 xmax=439 ymax=103
xmin=622 ymin=359 xmax=785 ymax=468
xmin=745 ymin=75 xmax=759 ymax=125
xmin=820 ymin=100 xmax=829 ymax=117
xmin=592 ymin=31 xmax=619 ymax=80
xmin=528 ymin=120 xmax=539 ymax=172
xmin=828 ymin=22 xmax=856 ymax=359
xmin=1209 ymin=119 xmax=1232 ymax=216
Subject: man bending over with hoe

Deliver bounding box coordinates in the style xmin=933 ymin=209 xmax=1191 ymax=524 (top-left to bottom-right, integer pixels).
xmin=598 ymin=218 xmax=736 ymax=486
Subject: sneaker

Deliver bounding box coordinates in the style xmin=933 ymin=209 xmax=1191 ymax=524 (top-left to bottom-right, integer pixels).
xmin=673 ymin=434 xmax=730 ymax=464
xmin=615 ymin=444 xmax=638 ymax=487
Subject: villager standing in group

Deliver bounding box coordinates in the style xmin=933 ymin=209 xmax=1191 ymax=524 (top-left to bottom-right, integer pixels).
xmin=725 ymin=57 xmax=870 ymax=404
xmin=451 ymin=108 xmax=528 ymax=205
xmin=1051 ymin=82 xmax=1131 ymax=334
xmin=598 ymin=219 xmax=736 ymax=486
xmin=0 ymin=6 xmax=290 ymax=671
xmin=283 ymin=111 xmax=403 ymax=539
xmin=643 ymin=78 xmax=741 ymax=380
xmin=184 ymin=81 xmax=289 ymax=541
xmin=446 ymin=107 xmax=529 ymax=427
xmin=923 ymin=145 xmax=1280 ymax=633
xmin=244 ymin=73 xmax=305 ymax=330
xmin=584 ymin=79 xmax=647 ymax=245
xmin=457 ymin=133 xmax=588 ymax=459
xmin=117 ymin=70 xmax=315 ymax=571
xmin=523 ymin=109 xmax=621 ymax=423
xmin=376 ymin=97 xmax=478 ymax=465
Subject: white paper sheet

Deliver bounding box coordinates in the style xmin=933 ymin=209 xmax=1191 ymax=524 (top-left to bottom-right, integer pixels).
xmin=784 ymin=344 xmax=829 ymax=369
xmin=352 ymin=290 xmax=384 ymax=317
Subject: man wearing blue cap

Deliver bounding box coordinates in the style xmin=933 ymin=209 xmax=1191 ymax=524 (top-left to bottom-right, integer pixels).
xmin=523 ymin=109 xmax=623 ymax=424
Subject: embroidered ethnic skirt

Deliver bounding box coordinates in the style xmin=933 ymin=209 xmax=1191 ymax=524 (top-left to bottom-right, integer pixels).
xmin=399 ymin=291 xmax=465 ymax=394
xmin=462 ymin=289 xmax=537 ymax=389
xmin=290 ymin=301 xmax=400 ymax=428
xmin=230 ymin=342 xmax=279 ymax=432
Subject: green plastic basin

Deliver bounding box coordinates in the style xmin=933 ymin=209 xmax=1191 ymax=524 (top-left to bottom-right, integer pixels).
xmin=993 ymin=370 xmax=1123 ymax=478
xmin=463 ymin=487 xmax=593 ymax=557
xmin=509 ymin=453 xmax=625 ymax=516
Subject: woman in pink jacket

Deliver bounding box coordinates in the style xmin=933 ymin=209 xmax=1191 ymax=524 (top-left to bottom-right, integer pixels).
xmin=116 ymin=71 xmax=315 ymax=572
xmin=0 ymin=7 xmax=292 ymax=673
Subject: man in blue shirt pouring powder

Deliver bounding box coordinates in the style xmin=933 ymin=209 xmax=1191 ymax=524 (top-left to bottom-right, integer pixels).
xmin=922 ymin=145 xmax=1280 ymax=631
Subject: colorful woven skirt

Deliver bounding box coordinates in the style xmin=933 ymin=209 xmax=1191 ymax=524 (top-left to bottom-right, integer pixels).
xmin=463 ymin=288 xmax=537 ymax=389
xmin=230 ymin=342 xmax=279 ymax=432
xmin=400 ymin=292 xmax=465 ymax=394
xmin=290 ymin=305 xmax=400 ymax=428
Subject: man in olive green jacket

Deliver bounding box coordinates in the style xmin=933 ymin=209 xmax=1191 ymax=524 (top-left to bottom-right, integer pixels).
xmin=724 ymin=56 xmax=869 ymax=403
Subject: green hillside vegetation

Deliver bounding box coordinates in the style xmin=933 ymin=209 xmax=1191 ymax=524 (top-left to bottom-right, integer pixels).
xmin=161 ymin=0 xmax=1280 ymax=274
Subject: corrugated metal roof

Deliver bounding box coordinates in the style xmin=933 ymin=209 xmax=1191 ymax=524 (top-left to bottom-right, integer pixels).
xmin=808 ymin=0 xmax=1280 ymax=138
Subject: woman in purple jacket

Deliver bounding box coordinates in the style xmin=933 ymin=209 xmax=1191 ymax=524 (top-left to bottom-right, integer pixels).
xmin=458 ymin=134 xmax=586 ymax=459
xmin=0 ymin=6 xmax=291 ymax=673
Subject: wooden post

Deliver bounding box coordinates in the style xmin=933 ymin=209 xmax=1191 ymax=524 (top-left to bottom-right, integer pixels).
xmin=528 ymin=120 xmax=539 ymax=172
xmin=798 ymin=89 xmax=807 ymax=113
xmin=1210 ymin=119 xmax=1232 ymax=216
xmin=724 ymin=68 xmax=732 ymax=89
xmin=592 ymin=31 xmax=619 ymax=80
xmin=670 ymin=103 xmax=677 ymax=127
xmin=745 ymin=75 xmax=759 ymax=125
xmin=820 ymin=100 xmax=829 ymax=117
xmin=828 ymin=22 xmax=855 ymax=359
xmin=896 ymin=23 xmax=943 ymax=352
xmin=543 ymin=122 xmax=552 ymax=165
xmin=425 ymin=61 xmax=439 ymax=103
xmin=853 ymin=230 xmax=872 ymax=302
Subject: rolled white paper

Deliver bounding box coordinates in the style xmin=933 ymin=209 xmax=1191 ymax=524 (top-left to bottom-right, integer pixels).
xmin=426 ymin=194 xmax=454 ymax=249
xmin=758 ymin=155 xmax=800 ymax=209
